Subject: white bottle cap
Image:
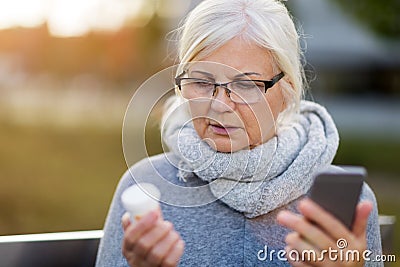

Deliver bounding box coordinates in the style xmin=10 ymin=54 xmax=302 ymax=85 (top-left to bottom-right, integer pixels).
xmin=121 ymin=183 xmax=161 ymax=222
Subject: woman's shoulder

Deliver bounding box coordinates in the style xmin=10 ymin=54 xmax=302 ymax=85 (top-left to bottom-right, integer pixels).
xmin=119 ymin=152 xmax=180 ymax=186
xmin=129 ymin=152 xmax=178 ymax=174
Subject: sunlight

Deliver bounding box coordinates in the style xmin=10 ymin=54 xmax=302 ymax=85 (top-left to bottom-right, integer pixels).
xmin=47 ymin=0 xmax=97 ymax=37
xmin=0 ymin=0 xmax=152 ymax=37
xmin=0 ymin=0 xmax=47 ymax=29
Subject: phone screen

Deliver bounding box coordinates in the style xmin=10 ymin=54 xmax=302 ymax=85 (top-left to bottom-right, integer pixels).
xmin=309 ymin=167 xmax=365 ymax=229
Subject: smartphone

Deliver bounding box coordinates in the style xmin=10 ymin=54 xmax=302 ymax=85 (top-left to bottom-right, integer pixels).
xmin=309 ymin=166 xmax=365 ymax=230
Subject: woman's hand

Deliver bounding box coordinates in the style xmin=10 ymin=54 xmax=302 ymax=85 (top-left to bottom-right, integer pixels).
xmin=277 ymin=198 xmax=372 ymax=267
xmin=122 ymin=209 xmax=185 ymax=267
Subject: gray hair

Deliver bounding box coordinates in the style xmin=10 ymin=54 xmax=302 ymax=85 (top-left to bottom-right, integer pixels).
xmin=162 ymin=0 xmax=306 ymax=131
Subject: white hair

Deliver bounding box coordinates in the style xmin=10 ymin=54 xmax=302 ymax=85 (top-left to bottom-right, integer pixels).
xmin=162 ymin=0 xmax=306 ymax=132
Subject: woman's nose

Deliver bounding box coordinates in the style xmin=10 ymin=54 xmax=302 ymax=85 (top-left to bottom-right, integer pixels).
xmin=210 ymin=86 xmax=235 ymax=113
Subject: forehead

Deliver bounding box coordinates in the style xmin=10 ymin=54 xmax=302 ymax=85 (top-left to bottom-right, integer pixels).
xmin=187 ymin=62 xmax=261 ymax=79
xmin=192 ymin=36 xmax=274 ymax=78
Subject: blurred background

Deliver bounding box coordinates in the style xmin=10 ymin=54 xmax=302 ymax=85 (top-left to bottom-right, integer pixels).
xmin=0 ymin=0 xmax=399 ymax=263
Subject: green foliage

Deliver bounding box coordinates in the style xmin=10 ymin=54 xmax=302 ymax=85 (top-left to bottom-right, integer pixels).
xmin=0 ymin=122 xmax=126 ymax=234
xmin=334 ymin=136 xmax=400 ymax=176
xmin=331 ymin=0 xmax=400 ymax=39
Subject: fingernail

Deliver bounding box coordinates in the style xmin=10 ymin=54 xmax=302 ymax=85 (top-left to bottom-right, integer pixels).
xmin=298 ymin=199 xmax=307 ymax=209
xmin=277 ymin=211 xmax=290 ymax=223
xmin=122 ymin=212 xmax=130 ymax=222
xmin=300 ymin=197 xmax=310 ymax=204
xmin=299 ymin=198 xmax=313 ymax=210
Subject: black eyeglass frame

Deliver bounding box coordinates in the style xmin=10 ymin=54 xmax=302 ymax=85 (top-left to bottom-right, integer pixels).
xmin=174 ymin=71 xmax=285 ymax=94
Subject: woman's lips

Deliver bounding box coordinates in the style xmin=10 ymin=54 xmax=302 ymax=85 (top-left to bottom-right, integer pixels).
xmin=209 ymin=124 xmax=239 ymax=135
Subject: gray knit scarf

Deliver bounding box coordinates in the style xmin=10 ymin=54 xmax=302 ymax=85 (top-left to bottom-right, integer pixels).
xmin=163 ymin=100 xmax=339 ymax=218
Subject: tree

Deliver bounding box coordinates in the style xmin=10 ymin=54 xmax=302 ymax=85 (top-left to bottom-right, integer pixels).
xmin=331 ymin=0 xmax=400 ymax=39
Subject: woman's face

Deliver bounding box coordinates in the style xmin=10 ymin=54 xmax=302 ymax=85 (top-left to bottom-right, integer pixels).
xmin=187 ymin=37 xmax=285 ymax=152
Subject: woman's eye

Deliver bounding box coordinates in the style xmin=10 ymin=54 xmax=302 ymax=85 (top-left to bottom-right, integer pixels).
xmin=235 ymin=81 xmax=265 ymax=90
xmin=196 ymin=81 xmax=212 ymax=87
xmin=235 ymin=81 xmax=256 ymax=89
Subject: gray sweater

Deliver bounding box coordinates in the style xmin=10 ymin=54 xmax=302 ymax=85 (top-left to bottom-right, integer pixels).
xmin=96 ymin=153 xmax=383 ymax=266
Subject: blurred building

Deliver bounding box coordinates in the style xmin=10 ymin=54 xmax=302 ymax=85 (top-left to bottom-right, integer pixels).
xmin=289 ymin=0 xmax=400 ymax=97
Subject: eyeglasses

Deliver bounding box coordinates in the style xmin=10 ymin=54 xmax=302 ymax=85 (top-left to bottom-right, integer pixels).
xmin=175 ymin=71 xmax=284 ymax=104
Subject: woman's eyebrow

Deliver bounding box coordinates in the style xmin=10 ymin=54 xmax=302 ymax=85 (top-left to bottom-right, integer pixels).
xmin=189 ymin=70 xmax=261 ymax=79
xmin=233 ymin=72 xmax=262 ymax=79
xmin=189 ymin=70 xmax=214 ymax=78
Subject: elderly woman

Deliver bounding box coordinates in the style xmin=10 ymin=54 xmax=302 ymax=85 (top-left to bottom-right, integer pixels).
xmin=96 ymin=0 xmax=382 ymax=266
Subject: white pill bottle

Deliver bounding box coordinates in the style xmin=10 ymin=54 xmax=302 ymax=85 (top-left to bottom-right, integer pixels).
xmin=121 ymin=183 xmax=161 ymax=223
